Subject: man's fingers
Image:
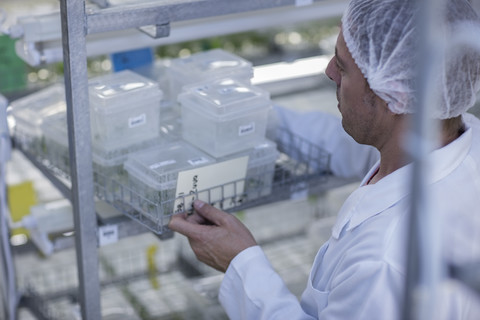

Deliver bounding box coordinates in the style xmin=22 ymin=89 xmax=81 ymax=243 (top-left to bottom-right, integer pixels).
xmin=168 ymin=213 xmax=209 ymax=237
xmin=185 ymin=210 xmax=209 ymax=224
xmin=193 ymin=200 xmax=229 ymax=225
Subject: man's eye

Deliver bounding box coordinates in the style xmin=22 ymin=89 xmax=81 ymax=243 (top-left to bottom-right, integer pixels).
xmin=335 ymin=60 xmax=344 ymax=73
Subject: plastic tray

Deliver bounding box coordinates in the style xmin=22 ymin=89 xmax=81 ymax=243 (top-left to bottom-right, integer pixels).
xmin=219 ymin=139 xmax=279 ymax=200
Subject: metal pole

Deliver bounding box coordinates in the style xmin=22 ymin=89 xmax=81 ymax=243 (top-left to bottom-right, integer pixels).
xmin=0 ymin=95 xmax=16 ymax=320
xmin=403 ymin=0 xmax=446 ymax=319
xmin=59 ymin=1 xmax=102 ymax=319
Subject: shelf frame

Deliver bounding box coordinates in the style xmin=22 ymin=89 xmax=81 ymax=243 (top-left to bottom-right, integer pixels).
xmin=59 ymin=1 xmax=102 ymax=319
xmin=84 ymin=0 xmax=327 ymax=36
xmin=56 ymin=1 xmax=338 ymax=319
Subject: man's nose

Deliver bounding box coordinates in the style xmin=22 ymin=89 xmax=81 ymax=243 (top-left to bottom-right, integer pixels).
xmin=325 ymin=57 xmax=340 ymax=86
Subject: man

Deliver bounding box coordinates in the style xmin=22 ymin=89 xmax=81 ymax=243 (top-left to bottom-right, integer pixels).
xmin=169 ymin=0 xmax=480 ymax=318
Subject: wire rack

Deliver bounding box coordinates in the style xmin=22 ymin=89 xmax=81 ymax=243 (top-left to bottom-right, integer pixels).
xmin=12 ymin=124 xmax=331 ymax=236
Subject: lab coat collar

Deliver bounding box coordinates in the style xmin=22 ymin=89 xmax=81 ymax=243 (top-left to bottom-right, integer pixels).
xmin=332 ymin=124 xmax=473 ymax=240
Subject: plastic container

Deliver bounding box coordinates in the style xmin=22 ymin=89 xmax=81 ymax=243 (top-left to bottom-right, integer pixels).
xmin=41 ymin=111 xmax=165 ymax=202
xmin=219 ymin=139 xmax=279 ymax=200
xmin=92 ymin=138 xmax=161 ymax=177
xmin=124 ymin=141 xmax=215 ymax=224
xmin=178 ymin=78 xmax=272 ymax=158
xmin=92 ymin=137 xmax=162 ymax=202
xmin=10 ymin=83 xmax=66 ymax=157
xmin=40 ymin=112 xmax=70 ymax=175
xmin=133 ymin=60 xmax=174 ymax=107
xmin=89 ymin=70 xmax=162 ymax=152
xmin=168 ymin=49 xmax=253 ymax=100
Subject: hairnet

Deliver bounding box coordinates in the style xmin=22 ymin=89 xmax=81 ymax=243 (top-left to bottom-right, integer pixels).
xmin=341 ymin=0 xmax=480 ymax=119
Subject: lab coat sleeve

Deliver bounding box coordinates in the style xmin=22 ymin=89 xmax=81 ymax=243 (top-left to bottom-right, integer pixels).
xmin=219 ymin=245 xmax=316 ymax=320
xmin=271 ymin=105 xmax=379 ymax=180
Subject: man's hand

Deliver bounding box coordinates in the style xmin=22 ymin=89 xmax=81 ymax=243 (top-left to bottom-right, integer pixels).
xmin=168 ymin=199 xmax=257 ymax=273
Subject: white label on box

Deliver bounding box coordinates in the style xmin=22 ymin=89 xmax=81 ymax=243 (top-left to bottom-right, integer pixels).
xmin=188 ymin=157 xmax=210 ymax=166
xmin=150 ymin=159 xmax=176 ymax=170
xmin=98 ymin=225 xmax=118 ymax=246
xmin=174 ymin=156 xmax=249 ymax=214
xmin=128 ymin=113 xmax=146 ymax=128
xmin=295 ymin=0 xmax=313 ymax=6
xmin=239 ymin=122 xmax=255 ymax=136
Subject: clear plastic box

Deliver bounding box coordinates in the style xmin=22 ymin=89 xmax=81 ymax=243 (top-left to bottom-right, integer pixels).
xmin=40 ymin=112 xmax=70 ymax=175
xmin=168 ymin=49 xmax=253 ymax=100
xmin=92 ymin=137 xmax=164 ymax=203
xmin=133 ymin=60 xmax=173 ymax=107
xmin=220 ymin=139 xmax=279 ymax=200
xmin=10 ymin=83 xmax=66 ymax=157
xmin=89 ymin=70 xmax=163 ymax=152
xmin=40 ymin=111 xmax=165 ymax=202
xmin=92 ymin=138 xmax=161 ymax=177
xmin=178 ymin=78 xmax=272 ymax=158
xmin=123 ymin=141 xmax=216 ymax=223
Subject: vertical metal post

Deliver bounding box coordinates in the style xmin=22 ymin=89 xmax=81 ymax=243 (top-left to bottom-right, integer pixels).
xmin=0 ymin=95 xmax=15 ymax=320
xmin=403 ymin=0 xmax=446 ymax=319
xmin=59 ymin=1 xmax=102 ymax=319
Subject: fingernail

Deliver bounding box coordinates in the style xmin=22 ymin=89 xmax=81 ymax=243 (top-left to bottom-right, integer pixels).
xmin=194 ymin=199 xmax=205 ymax=209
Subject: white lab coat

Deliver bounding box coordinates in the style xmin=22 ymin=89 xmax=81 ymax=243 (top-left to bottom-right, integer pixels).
xmin=219 ymin=108 xmax=480 ymax=320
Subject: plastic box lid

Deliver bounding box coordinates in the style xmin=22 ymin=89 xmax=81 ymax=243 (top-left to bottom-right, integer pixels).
xmin=89 ymin=70 xmax=162 ymax=114
xmin=178 ymin=78 xmax=271 ymax=118
xmin=124 ymin=141 xmax=215 ymax=190
xmin=169 ymin=49 xmax=253 ymax=81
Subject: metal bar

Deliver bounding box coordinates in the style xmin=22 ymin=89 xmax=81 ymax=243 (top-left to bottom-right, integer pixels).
xmin=59 ymin=1 xmax=102 ymax=319
xmin=85 ymin=0 xmax=326 ymax=35
xmin=16 ymin=0 xmax=346 ymax=66
xmin=86 ymin=3 xmax=169 ymax=34
xmin=90 ymin=0 xmax=109 ymax=8
xmin=403 ymin=0 xmax=446 ymax=319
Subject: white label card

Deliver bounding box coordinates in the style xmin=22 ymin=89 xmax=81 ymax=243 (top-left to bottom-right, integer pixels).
xmin=98 ymin=225 xmax=118 ymax=246
xmin=174 ymin=156 xmax=249 ymax=214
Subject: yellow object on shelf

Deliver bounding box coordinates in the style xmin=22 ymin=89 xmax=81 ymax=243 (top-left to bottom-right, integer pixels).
xmin=147 ymin=244 xmax=160 ymax=289
xmin=7 ymin=180 xmax=37 ymax=236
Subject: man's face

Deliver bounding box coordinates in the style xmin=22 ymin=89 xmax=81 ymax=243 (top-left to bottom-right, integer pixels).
xmin=325 ymin=31 xmax=392 ymax=147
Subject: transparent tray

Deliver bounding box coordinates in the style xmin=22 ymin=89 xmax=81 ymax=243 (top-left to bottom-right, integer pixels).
xmin=95 ymin=126 xmax=330 ymax=235
xmin=13 ymin=125 xmax=330 ymax=237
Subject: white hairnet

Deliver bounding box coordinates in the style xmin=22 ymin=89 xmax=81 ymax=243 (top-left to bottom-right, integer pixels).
xmin=342 ymin=0 xmax=480 ymax=119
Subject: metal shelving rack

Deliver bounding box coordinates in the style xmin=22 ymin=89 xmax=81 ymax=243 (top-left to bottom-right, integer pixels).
xmin=48 ymin=1 xmax=342 ymax=319
xmin=5 ymin=1 xmax=479 ymax=319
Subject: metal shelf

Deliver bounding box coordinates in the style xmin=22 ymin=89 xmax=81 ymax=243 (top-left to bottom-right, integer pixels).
xmin=12 ymin=0 xmax=346 ymax=66
xmin=9 ymin=1 xmax=345 ymax=319
xmin=12 ymin=123 xmax=334 ymax=238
